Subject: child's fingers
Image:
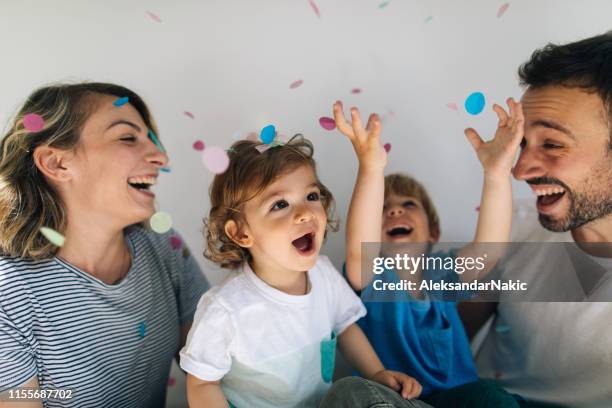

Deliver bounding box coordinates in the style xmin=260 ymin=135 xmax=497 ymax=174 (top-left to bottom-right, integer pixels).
xmin=385 ymin=374 xmax=401 ymax=391
xmin=464 ymin=128 xmax=483 ymax=152
xmin=399 ymin=376 xmax=414 ymax=399
xmin=365 ymin=113 xmax=382 ymax=139
xmin=509 ymin=102 xmax=525 ymax=147
xmin=350 ymin=107 xmax=366 ymax=142
xmin=333 ymin=101 xmax=355 ymax=139
xmin=407 ymin=381 xmax=422 ymax=399
xmin=493 ymin=104 xmax=509 ymax=127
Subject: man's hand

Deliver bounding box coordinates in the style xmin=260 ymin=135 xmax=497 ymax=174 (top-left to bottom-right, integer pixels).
xmin=333 ymin=100 xmax=387 ymax=171
xmin=369 ymin=369 xmax=423 ymax=399
xmin=465 ymin=97 xmax=524 ymax=180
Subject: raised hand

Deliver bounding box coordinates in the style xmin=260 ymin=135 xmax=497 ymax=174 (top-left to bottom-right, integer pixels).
xmin=333 ymin=100 xmax=387 ymax=171
xmin=464 ymin=98 xmax=525 ymax=179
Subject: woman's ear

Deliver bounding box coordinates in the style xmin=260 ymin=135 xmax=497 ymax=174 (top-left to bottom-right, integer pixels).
xmin=32 ymin=145 xmax=73 ymax=183
xmin=224 ymin=219 xmax=253 ymax=248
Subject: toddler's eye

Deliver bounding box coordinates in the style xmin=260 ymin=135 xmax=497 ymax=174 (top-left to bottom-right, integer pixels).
xmin=271 ymin=199 xmax=289 ymax=211
xmin=307 ymin=192 xmax=320 ymax=201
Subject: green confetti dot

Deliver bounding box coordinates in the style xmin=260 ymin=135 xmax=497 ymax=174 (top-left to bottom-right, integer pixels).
xmin=150 ymin=211 xmax=172 ymax=234
xmin=40 ymin=227 xmax=65 ymax=247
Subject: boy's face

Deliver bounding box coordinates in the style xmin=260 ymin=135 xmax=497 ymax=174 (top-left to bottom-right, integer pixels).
xmin=381 ymin=192 xmax=437 ymax=245
xmin=236 ymin=164 xmax=327 ymax=274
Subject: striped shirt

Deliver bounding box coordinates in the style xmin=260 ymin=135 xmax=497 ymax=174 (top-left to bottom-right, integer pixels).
xmin=0 ymin=226 xmax=209 ymax=407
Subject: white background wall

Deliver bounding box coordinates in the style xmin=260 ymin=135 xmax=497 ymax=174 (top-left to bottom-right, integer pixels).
xmin=2 ymin=1 xmax=610 ymax=406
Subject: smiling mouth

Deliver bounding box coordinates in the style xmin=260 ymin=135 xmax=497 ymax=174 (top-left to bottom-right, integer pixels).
xmin=127 ymin=176 xmax=157 ymax=195
xmin=292 ymin=232 xmax=314 ymax=254
xmin=386 ymin=226 xmax=413 ymax=238
xmin=534 ymin=186 xmax=567 ymax=209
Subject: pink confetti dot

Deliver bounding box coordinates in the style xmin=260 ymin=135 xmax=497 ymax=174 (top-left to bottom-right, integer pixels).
xmin=308 ymin=0 xmax=320 ymax=17
xmin=446 ymin=103 xmax=459 ymax=111
xmin=495 ymin=371 xmax=503 ymax=379
xmin=184 ymin=111 xmax=195 ymax=119
xmin=169 ymin=235 xmax=182 ymax=250
xmin=202 ymin=146 xmax=230 ymax=174
xmin=193 ymin=140 xmax=205 ymax=151
xmin=384 ymin=143 xmax=391 ymax=153
xmin=497 ymin=3 xmax=510 ymax=18
xmin=146 ymin=11 xmax=162 ymax=23
xmin=289 ymin=80 xmax=304 ymax=89
xmin=23 ymin=113 xmax=44 ymax=132
xmin=319 ymin=117 xmax=336 ymax=131
xmin=167 ymin=377 xmax=176 ymax=387
xmin=351 ymin=88 xmax=362 ymax=94
xmin=475 ymin=206 xmax=481 ymax=212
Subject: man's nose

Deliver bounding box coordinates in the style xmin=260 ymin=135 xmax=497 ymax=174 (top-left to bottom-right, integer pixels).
xmin=512 ymin=146 xmax=545 ymax=181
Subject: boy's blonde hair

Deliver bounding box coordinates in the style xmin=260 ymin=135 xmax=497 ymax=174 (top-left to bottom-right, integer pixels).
xmin=205 ymin=134 xmax=338 ymax=269
xmin=384 ymin=173 xmax=441 ymax=239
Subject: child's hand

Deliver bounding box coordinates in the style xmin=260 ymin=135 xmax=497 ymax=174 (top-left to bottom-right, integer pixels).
xmin=333 ymin=100 xmax=387 ymax=171
xmin=370 ymin=369 xmax=422 ymax=399
xmin=464 ymin=97 xmax=524 ymax=180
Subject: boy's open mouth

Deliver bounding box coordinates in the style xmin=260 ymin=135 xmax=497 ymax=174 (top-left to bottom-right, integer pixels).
xmin=386 ymin=226 xmax=413 ymax=238
xmin=292 ymin=232 xmax=315 ymax=254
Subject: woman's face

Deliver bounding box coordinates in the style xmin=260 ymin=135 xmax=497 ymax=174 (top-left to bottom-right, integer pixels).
xmin=65 ymin=94 xmax=168 ymax=228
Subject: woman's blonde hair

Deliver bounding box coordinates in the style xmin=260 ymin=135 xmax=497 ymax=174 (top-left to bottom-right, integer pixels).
xmin=205 ymin=134 xmax=338 ymax=269
xmin=0 ymin=82 xmax=158 ymax=259
xmin=384 ymin=173 xmax=441 ymax=239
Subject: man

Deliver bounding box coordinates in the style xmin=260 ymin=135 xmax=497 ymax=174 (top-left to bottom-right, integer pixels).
xmin=461 ymin=31 xmax=612 ymax=408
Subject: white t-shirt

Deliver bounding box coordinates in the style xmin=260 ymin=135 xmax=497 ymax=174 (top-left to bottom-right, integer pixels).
xmin=475 ymin=201 xmax=612 ymax=408
xmin=180 ymin=255 xmax=366 ymax=408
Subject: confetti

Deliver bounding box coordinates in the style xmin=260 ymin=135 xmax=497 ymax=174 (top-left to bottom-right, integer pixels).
xmin=308 ymin=0 xmax=320 ymax=17
xmin=23 ymin=113 xmax=45 ymax=132
xmin=424 ymin=16 xmax=433 ymax=23
xmin=475 ymin=206 xmax=480 ymax=212
xmin=351 ymin=88 xmax=362 ymax=94
xmin=113 ymin=97 xmax=129 ymax=107
xmin=148 ymin=130 xmax=166 ymax=153
xmin=160 ymin=167 xmax=171 ymax=173
xmin=495 ymin=324 xmax=510 ymax=333
xmin=40 ymin=227 xmax=65 ymax=247
xmin=465 ymin=92 xmax=486 ymax=115
xmin=193 ymin=140 xmax=205 ymax=151
xmin=150 ymin=211 xmax=173 ymax=234
xmin=202 ymin=146 xmax=230 ymax=174
xmin=289 ymin=79 xmax=304 ymax=89
xmin=446 ymin=102 xmax=459 ymax=111
xmin=184 ymin=111 xmax=195 ymax=119
xmin=170 ymin=235 xmax=182 ymax=250
xmin=182 ymin=247 xmax=190 ymax=259
xmin=167 ymin=377 xmax=176 ymax=387
xmin=139 ymin=321 xmax=146 ymax=338
xmin=497 ymin=3 xmax=510 ymax=18
xmin=379 ymin=1 xmax=391 ymax=9
xmin=319 ymin=117 xmax=336 ymax=131
xmin=495 ymin=371 xmax=503 ymax=380
xmin=146 ymin=11 xmax=162 ymax=23
xmin=260 ymin=125 xmax=276 ymax=144
xmin=384 ymin=143 xmax=391 ymax=153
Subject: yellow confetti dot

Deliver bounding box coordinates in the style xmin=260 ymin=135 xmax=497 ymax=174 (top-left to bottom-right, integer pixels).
xmin=150 ymin=211 xmax=172 ymax=234
xmin=40 ymin=227 xmax=65 ymax=247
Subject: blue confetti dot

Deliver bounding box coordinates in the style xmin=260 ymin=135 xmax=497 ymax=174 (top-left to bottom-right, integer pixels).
xmin=160 ymin=167 xmax=171 ymax=173
xmin=139 ymin=322 xmax=146 ymax=338
xmin=464 ymin=92 xmax=486 ymax=115
xmin=113 ymin=96 xmax=129 ymax=107
xmin=260 ymin=125 xmax=276 ymax=144
xmin=495 ymin=323 xmax=510 ymax=334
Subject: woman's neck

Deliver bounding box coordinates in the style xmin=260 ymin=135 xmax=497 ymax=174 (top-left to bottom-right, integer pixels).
xmin=57 ymin=220 xmax=131 ymax=285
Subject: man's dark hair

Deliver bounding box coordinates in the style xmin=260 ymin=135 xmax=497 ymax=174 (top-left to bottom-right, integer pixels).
xmin=518 ymin=31 xmax=612 ymax=147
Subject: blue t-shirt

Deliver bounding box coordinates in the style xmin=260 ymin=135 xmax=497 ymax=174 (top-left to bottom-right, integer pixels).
xmin=0 ymin=227 xmax=210 ymax=407
xmin=357 ymin=250 xmax=478 ymax=396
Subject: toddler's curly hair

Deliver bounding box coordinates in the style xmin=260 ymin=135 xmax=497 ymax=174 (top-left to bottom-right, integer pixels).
xmin=204 ymin=134 xmax=338 ymax=269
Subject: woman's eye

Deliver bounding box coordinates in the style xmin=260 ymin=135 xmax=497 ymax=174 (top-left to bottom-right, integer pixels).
xmin=271 ymin=200 xmax=289 ymax=211
xmin=307 ymin=192 xmax=320 ymax=201
xmin=120 ymin=135 xmax=137 ymax=142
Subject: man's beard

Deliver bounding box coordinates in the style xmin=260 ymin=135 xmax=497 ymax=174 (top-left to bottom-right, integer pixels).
xmin=535 ymin=156 xmax=612 ymax=232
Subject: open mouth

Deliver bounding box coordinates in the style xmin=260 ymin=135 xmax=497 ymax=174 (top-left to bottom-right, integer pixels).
xmin=127 ymin=176 xmax=157 ymax=197
xmin=534 ymin=186 xmax=566 ymax=211
xmin=292 ymin=232 xmax=315 ymax=255
xmin=386 ymin=226 xmax=413 ymax=238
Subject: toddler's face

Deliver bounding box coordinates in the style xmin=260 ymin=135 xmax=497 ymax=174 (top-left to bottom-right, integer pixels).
xmin=381 ymin=193 xmax=436 ymax=244
xmin=240 ymin=164 xmax=327 ymax=274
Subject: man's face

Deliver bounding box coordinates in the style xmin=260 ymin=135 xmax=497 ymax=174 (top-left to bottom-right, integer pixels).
xmin=513 ymin=85 xmax=612 ymax=232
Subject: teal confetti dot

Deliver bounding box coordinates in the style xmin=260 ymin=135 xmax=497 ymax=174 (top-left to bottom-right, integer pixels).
xmin=260 ymin=125 xmax=276 ymax=144
xmin=495 ymin=324 xmax=510 ymax=334
xmin=139 ymin=322 xmax=146 ymax=338
xmin=148 ymin=129 xmax=166 ymax=153
xmin=160 ymin=167 xmax=171 ymax=173
xmin=465 ymin=92 xmax=486 ymax=115
xmin=113 ymin=97 xmax=129 ymax=107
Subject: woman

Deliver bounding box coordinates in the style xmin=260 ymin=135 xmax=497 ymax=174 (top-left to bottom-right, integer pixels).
xmin=0 ymin=83 xmax=209 ymax=407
